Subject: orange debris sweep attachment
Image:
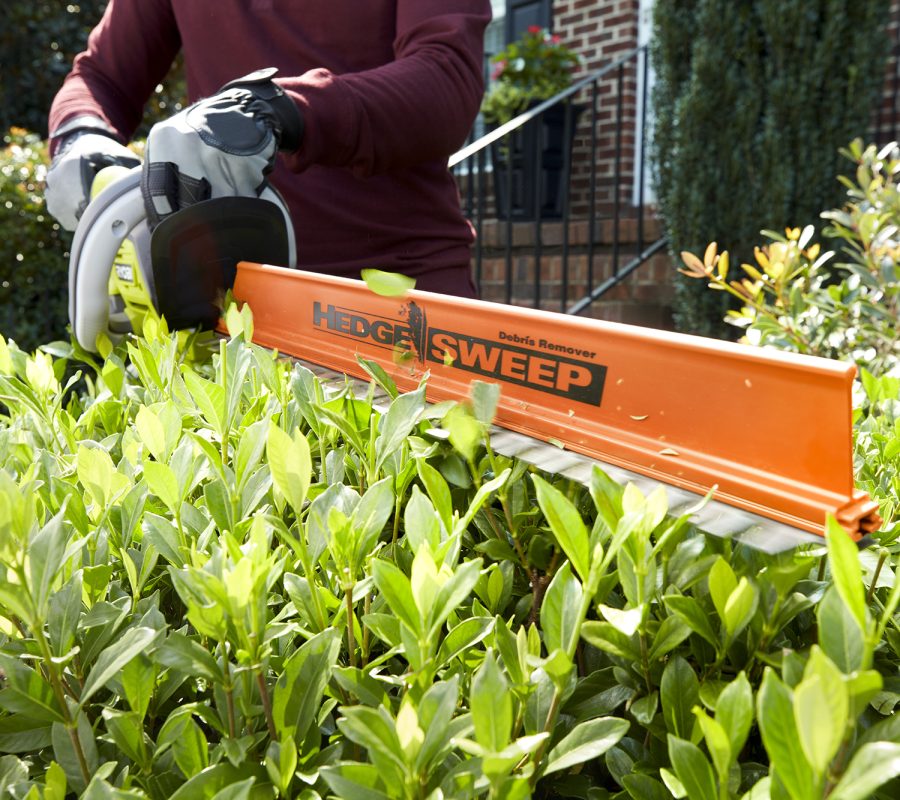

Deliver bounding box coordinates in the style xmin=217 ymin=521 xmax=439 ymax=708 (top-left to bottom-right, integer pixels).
xmin=225 ymin=263 xmax=881 ymax=547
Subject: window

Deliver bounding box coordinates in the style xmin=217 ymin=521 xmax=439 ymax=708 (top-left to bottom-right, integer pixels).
xmin=505 ymin=0 xmax=552 ymax=41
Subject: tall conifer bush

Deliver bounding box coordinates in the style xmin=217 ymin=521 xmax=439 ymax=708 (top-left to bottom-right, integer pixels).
xmin=652 ymin=0 xmax=890 ymax=334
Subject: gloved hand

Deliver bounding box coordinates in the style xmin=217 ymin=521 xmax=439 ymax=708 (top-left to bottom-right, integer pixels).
xmin=141 ymin=68 xmax=303 ymax=228
xmin=45 ymin=123 xmax=141 ymax=231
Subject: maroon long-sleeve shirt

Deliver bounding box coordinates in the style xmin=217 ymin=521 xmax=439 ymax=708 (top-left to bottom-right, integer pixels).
xmin=50 ymin=0 xmax=491 ymax=295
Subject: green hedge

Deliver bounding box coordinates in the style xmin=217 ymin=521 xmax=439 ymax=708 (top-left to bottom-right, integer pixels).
xmin=1 ymin=2 xmax=186 ymax=349
xmin=0 ymin=2 xmax=185 ymax=138
xmin=0 ymin=130 xmax=71 ymax=352
xmin=652 ymin=0 xmax=891 ymax=334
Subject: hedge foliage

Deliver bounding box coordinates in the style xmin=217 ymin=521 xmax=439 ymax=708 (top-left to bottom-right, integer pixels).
xmin=1 ymin=3 xmax=186 ymax=350
xmin=651 ymin=0 xmax=891 ymax=334
xmin=0 ymin=130 xmax=71 ymax=352
xmin=0 ymin=2 xmax=185 ymax=138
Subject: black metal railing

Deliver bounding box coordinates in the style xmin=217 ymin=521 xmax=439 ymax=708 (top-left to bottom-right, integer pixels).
xmin=450 ymin=45 xmax=667 ymax=315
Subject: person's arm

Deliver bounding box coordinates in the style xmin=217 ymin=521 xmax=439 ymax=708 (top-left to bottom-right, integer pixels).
xmin=48 ymin=0 xmax=180 ymax=152
xmin=278 ymin=0 xmax=491 ymax=177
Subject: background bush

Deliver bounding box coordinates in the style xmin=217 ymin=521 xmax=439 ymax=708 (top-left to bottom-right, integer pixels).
xmin=0 ymin=130 xmax=70 ymax=352
xmin=0 ymin=1 xmax=185 ymax=137
xmin=652 ymin=0 xmax=891 ymax=335
xmin=0 ymin=2 xmax=185 ymax=350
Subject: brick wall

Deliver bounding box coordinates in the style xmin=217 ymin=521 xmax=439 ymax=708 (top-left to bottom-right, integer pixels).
xmin=466 ymin=0 xmax=900 ymax=328
xmin=553 ymin=0 xmax=641 ymax=216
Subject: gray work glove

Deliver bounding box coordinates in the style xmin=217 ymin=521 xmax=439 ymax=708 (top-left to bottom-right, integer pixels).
xmin=141 ymin=68 xmax=303 ymax=229
xmin=45 ymin=122 xmax=141 ymax=231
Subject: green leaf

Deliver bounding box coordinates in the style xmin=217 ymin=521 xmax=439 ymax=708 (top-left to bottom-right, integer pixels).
xmin=143 ymin=460 xmax=181 ymax=516
xmin=321 ymin=763 xmax=393 ymax=800
xmin=757 ymin=669 xmax=816 ymax=800
xmin=541 ymin=561 xmax=583 ymax=656
xmin=471 ymin=650 xmax=511 ymax=752
xmin=430 ymin=557 xmax=483 ymax=634
xmin=694 ymin=709 xmax=731 ymax=781
xmin=375 ymin=388 xmax=425 ymax=472
xmin=543 ymin=717 xmax=628 ymax=775
xmin=589 ymin=466 xmax=624 ymax=532
xmin=444 ymin=404 xmax=482 ymax=463
xmin=157 ymin=633 xmax=222 ymax=684
xmin=471 ymin=381 xmax=501 ymax=425
xmin=167 ymin=763 xmax=268 ymax=800
xmin=43 ymin=761 xmax=67 ymax=800
xmin=622 ymin=774 xmax=671 ymax=800
xmin=724 ymin=577 xmax=759 ymax=640
xmin=272 ymin=629 xmax=341 ymax=742
xmin=668 ymin=735 xmax=718 ymax=800
xmin=716 ymin=672 xmax=753 ymax=758
xmin=829 ymin=742 xmax=900 ymax=800
xmin=158 ymin=711 xmax=210 ymax=779
xmin=416 ymin=459 xmax=453 ymax=534
xmin=76 ymin=444 xmax=121 ymax=509
xmin=181 ymin=366 xmax=226 ymax=436
xmin=266 ymin=423 xmax=312 ymax=517
xmin=372 ymin=559 xmax=421 ymax=634
xmin=0 ymin=715 xmax=53 ymax=753
xmin=661 ymin=656 xmax=699 ymax=740
xmin=51 ymin=713 xmax=98 ymax=794
xmin=121 ymin=655 xmax=155 ymax=719
xmin=357 ymin=357 xmax=399 ymax=399
xmin=648 ymin=614 xmax=692 ymax=661
xmin=336 ymin=706 xmax=405 ymax=781
xmin=210 ymin=778 xmax=255 ymax=800
xmin=825 ymin=516 xmax=867 ymax=634
xmin=664 ymin=594 xmax=719 ymax=648
xmin=404 ymin=486 xmax=442 ymax=554
xmin=361 ymin=268 xmax=416 ymax=297
xmin=581 ymin=621 xmax=641 ymax=662
xmin=79 ymin=626 xmax=159 ymax=708
xmin=350 ymin=477 xmax=395 ymax=565
xmin=333 ymin=667 xmax=390 ymax=708
xmin=708 ymin=557 xmax=737 ymax=623
xmin=27 ymin=509 xmax=68 ymax=619
xmin=532 ymin=474 xmax=591 ymax=583
xmin=102 ymin=709 xmax=148 ymax=767
xmin=437 ymin=616 xmax=494 ymax=669
xmin=794 ymin=657 xmax=848 ymax=776
xmin=817 ymin=586 xmax=864 ymax=673
xmin=599 ymin=603 xmax=644 ymax=637
xmin=0 ymin=655 xmax=63 ymax=722
xmin=135 ymin=404 xmax=180 ymax=463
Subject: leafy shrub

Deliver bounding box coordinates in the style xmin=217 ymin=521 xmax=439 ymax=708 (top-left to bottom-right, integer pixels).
xmin=652 ymin=0 xmax=891 ymax=335
xmin=0 ymin=129 xmax=71 ymax=352
xmin=0 ymin=2 xmax=186 ymax=138
xmin=0 ymin=310 xmax=897 ymax=798
xmin=680 ymin=138 xmax=900 ymax=542
xmin=679 ymin=140 xmax=899 ymax=374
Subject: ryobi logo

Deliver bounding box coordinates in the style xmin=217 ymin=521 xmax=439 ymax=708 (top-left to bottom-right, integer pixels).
xmin=312 ymin=301 xmax=607 ymax=406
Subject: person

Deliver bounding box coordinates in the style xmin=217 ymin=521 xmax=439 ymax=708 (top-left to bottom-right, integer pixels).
xmin=45 ymin=0 xmax=492 ymax=298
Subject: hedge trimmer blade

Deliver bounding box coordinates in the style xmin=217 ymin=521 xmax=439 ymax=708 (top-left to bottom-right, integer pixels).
xmin=223 ymin=262 xmax=881 ymax=550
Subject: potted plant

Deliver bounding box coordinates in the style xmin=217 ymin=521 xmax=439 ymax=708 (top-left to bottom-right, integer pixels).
xmin=482 ymin=26 xmax=581 ymax=220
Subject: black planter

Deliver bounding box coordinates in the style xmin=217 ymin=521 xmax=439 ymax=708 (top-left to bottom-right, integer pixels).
xmin=490 ymin=102 xmax=582 ymax=221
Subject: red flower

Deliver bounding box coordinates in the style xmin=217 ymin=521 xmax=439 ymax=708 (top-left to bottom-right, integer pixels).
xmin=551 ymin=34 xmax=561 ymax=43
xmin=527 ymin=25 xmax=542 ymax=34
xmin=491 ymin=59 xmax=506 ymax=80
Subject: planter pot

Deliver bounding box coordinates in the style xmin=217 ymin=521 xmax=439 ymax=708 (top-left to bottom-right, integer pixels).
xmin=490 ymin=101 xmax=583 ymax=221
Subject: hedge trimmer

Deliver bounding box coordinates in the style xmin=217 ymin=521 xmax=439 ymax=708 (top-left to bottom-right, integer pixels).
xmin=69 ymin=168 xmax=881 ymax=552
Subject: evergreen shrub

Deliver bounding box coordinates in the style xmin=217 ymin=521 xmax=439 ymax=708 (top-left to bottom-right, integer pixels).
xmin=0 ymin=129 xmax=70 ymax=352
xmin=652 ymin=0 xmax=891 ymax=334
xmin=0 ymin=1 xmax=186 ymax=138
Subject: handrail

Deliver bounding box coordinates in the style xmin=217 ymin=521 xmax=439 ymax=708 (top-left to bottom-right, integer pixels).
xmin=449 ymin=46 xmax=645 ymax=168
xmin=453 ymin=43 xmax=666 ymax=317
